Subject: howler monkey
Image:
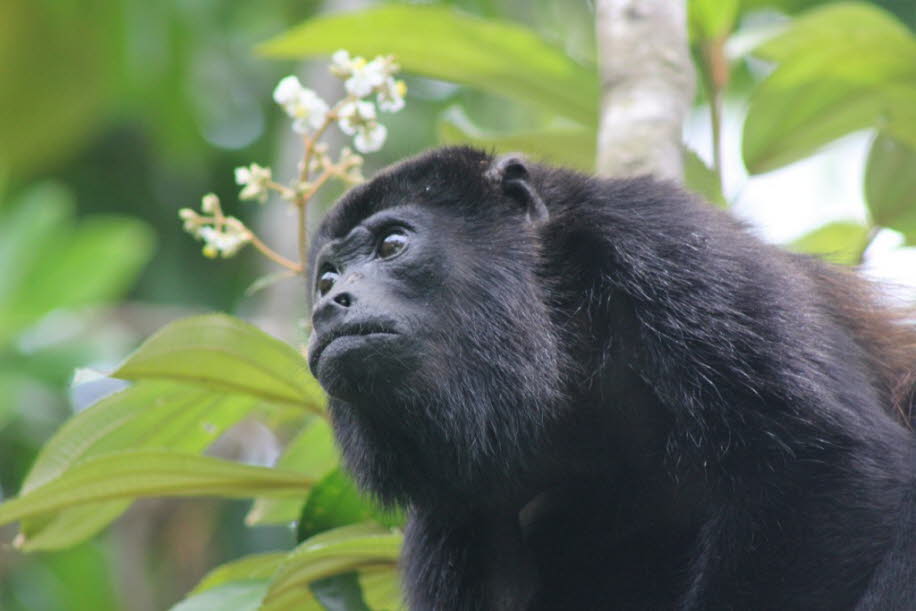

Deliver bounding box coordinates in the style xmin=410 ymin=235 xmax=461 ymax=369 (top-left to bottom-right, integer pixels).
xmin=306 ymin=146 xmax=916 ymax=610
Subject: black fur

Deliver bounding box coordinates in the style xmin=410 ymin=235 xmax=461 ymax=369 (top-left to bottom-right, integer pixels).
xmin=306 ymin=146 xmax=916 ymax=610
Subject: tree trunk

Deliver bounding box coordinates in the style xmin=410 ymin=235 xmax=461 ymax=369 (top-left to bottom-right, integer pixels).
xmin=595 ymin=0 xmax=694 ymax=181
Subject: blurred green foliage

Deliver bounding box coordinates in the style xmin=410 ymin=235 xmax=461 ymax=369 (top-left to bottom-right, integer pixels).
xmin=1 ymin=0 xmax=914 ymax=610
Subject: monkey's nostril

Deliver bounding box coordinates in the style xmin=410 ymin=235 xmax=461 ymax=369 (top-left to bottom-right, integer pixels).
xmin=334 ymin=293 xmax=352 ymax=307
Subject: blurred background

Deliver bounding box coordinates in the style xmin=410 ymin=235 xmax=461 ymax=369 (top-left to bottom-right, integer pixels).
xmin=1 ymin=0 xmax=914 ymax=609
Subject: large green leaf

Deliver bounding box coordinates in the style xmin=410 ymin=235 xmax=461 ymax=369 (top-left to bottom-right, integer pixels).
xmin=438 ymin=107 xmax=595 ymax=171
xmin=739 ymin=0 xmax=832 ymax=12
xmin=170 ymin=580 xmax=268 ymax=611
xmin=297 ymin=468 xmax=400 ymax=543
xmin=752 ymin=5 xmax=914 ymax=65
xmin=683 ymin=148 xmax=727 ymax=208
xmin=0 ymin=186 xmax=154 ymax=341
xmin=22 ymin=382 xmax=254 ymax=493
xmin=359 ymin=567 xmax=404 ymax=611
xmin=258 ymin=4 xmax=598 ymax=126
xmin=246 ymin=417 xmax=338 ymax=526
xmin=689 ymin=0 xmax=739 ymax=42
xmin=310 ymin=573 xmax=372 ymax=611
xmin=18 ymin=216 xmax=154 ymax=314
xmin=0 ymin=451 xmax=311 ymax=527
xmin=0 ymin=183 xmax=72 ymax=307
xmin=0 ymin=2 xmax=114 ymax=177
xmin=865 ymin=133 xmax=916 ymax=245
xmin=262 ymin=523 xmax=402 ymax=609
xmin=259 ymin=587 xmax=324 ymax=611
xmin=16 ymin=504 xmax=130 ymax=553
xmin=190 ymin=552 xmax=288 ymax=596
xmin=15 ymin=381 xmax=256 ymax=550
xmin=743 ymin=4 xmax=916 ymax=173
xmin=113 ymin=314 xmax=323 ymax=412
xmin=788 ymin=221 xmax=871 ymax=265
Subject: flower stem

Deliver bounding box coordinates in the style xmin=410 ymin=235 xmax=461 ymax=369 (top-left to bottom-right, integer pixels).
xmin=293 ymin=100 xmax=350 ymax=271
xmin=699 ymin=37 xmax=729 ymax=195
xmin=265 ymin=180 xmax=296 ymax=201
xmin=224 ymin=217 xmax=301 ymax=272
xmin=249 ymin=232 xmax=303 ymax=273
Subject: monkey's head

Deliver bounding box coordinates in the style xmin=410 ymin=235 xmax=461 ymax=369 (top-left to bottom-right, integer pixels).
xmin=306 ymin=147 xmax=565 ymax=507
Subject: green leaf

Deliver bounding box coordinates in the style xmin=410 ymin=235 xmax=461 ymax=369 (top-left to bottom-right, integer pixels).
xmin=15 ymin=381 xmax=256 ymax=550
xmin=2 ymin=541 xmax=121 ymax=611
xmin=0 ymin=185 xmax=154 ymax=341
xmin=0 ymin=2 xmax=113 ymax=177
xmin=753 ymin=5 xmax=914 ymax=64
xmin=359 ymin=567 xmax=404 ymax=611
xmin=191 ymin=552 xmax=288 ymax=596
xmin=170 ymin=580 xmax=268 ymax=611
xmin=0 ymin=451 xmax=311 ymax=528
xmin=259 ymin=588 xmax=325 ymax=611
xmin=788 ymin=221 xmax=870 ymax=265
xmin=0 ymin=183 xmax=72 ymax=306
xmin=16 ymin=504 xmax=129 ymax=553
xmin=689 ymin=0 xmax=739 ymax=42
xmin=114 ymin=314 xmax=324 ymax=412
xmin=683 ymin=148 xmax=727 ymax=208
xmin=297 ymin=468 xmax=399 ymax=542
xmin=22 ymin=382 xmax=254 ymax=493
xmin=743 ymin=4 xmax=916 ymax=173
xmin=310 ymin=572 xmax=372 ymax=611
xmin=16 ymin=216 xmax=154 ymax=314
xmin=865 ymin=133 xmax=916 ymax=245
xmin=263 ymin=523 xmax=402 ymax=608
xmin=738 ymin=0 xmax=833 ymax=13
xmin=247 ymin=418 xmax=338 ymax=526
xmin=258 ymin=5 xmax=598 ymax=125
xmin=438 ymin=107 xmax=595 ymax=172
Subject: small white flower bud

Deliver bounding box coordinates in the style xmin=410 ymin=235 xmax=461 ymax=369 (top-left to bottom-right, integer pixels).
xmin=235 ymin=163 xmax=272 ymax=203
xmin=337 ymin=100 xmax=377 ymax=136
xmin=354 ymin=123 xmax=387 ymax=153
xmin=273 ymin=76 xmax=303 ymax=106
xmin=377 ymin=78 xmax=407 ymax=113
xmin=344 ymin=57 xmax=387 ymax=98
xmin=198 ymin=222 xmax=251 ymax=258
xmin=234 ymin=166 xmax=251 ymax=185
xmin=201 ymin=193 xmax=219 ymax=214
xmin=330 ymin=50 xmax=353 ymax=78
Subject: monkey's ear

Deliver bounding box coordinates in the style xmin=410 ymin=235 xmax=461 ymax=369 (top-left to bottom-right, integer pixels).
xmin=487 ymin=154 xmax=548 ymax=223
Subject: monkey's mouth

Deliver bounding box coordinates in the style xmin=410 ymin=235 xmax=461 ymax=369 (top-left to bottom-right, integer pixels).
xmin=308 ymin=322 xmax=399 ymax=373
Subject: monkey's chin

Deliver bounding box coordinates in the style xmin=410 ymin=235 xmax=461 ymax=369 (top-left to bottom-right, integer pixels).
xmin=314 ymin=333 xmax=411 ymax=402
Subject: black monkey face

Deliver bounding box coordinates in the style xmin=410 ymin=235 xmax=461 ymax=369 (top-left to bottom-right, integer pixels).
xmin=305 ymin=147 xmax=565 ymax=503
xmin=306 ymin=204 xmax=445 ymax=402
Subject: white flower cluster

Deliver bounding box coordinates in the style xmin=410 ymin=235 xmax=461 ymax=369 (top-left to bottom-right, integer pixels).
xmin=273 ymin=77 xmax=329 ymax=135
xmin=179 ymin=50 xmax=406 ymax=266
xmin=272 ymin=49 xmax=406 ymax=154
xmin=234 ymin=163 xmax=272 ymax=203
xmin=330 ymin=50 xmax=406 ymax=112
xmin=179 ymin=194 xmax=252 ymax=258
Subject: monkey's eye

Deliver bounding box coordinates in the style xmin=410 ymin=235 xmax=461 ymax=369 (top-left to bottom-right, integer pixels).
xmin=317 ymin=269 xmax=339 ymax=296
xmin=378 ymin=230 xmax=408 ymax=259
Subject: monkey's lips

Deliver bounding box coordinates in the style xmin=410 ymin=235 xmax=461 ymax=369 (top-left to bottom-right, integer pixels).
xmin=308 ymin=323 xmax=401 ymax=374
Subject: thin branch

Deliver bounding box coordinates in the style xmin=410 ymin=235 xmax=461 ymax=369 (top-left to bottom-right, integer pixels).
xmin=699 ymin=37 xmax=729 ymax=194
xmin=225 ymin=217 xmax=302 ymax=272
xmin=249 ymin=233 xmax=303 ymax=273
